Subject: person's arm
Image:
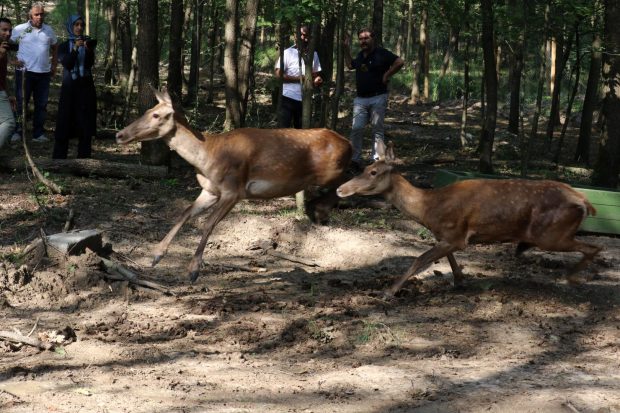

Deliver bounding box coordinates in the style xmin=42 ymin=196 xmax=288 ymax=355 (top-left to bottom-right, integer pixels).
xmin=382 ymin=56 xmax=405 ymax=84
xmin=312 ymin=52 xmax=323 ymax=87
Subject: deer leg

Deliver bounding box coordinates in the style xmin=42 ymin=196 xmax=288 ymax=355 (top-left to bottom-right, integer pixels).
xmin=446 ymin=253 xmax=465 ymax=287
xmin=188 ymin=196 xmax=239 ymax=283
xmin=152 ymin=190 xmax=218 ymax=267
xmin=385 ymin=241 xmax=458 ymax=297
xmin=564 ymin=241 xmax=602 ymax=284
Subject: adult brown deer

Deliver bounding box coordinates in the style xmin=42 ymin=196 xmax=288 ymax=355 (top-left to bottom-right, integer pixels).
xmin=116 ymin=89 xmax=352 ymax=283
xmin=337 ymin=141 xmax=602 ymax=298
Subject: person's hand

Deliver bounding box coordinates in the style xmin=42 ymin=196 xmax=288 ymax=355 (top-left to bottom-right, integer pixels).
xmin=382 ymin=72 xmax=391 ymax=85
xmin=0 ymin=41 xmax=8 ymax=56
xmin=8 ymin=96 xmax=16 ymax=111
xmin=313 ymin=76 xmax=323 ymax=87
xmin=14 ymin=59 xmax=24 ymax=68
xmin=74 ymin=38 xmax=85 ymax=50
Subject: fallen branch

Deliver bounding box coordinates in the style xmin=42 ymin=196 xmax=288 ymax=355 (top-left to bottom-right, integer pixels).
xmin=99 ymin=256 xmax=174 ymax=295
xmin=266 ymin=250 xmax=318 ymax=267
xmin=0 ymin=330 xmax=54 ymax=351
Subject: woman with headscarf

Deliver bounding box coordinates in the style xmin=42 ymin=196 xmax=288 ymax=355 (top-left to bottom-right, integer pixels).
xmin=53 ymin=14 xmax=97 ymax=159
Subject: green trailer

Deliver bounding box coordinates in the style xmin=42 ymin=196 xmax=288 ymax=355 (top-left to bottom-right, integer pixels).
xmin=432 ymin=169 xmax=620 ymax=236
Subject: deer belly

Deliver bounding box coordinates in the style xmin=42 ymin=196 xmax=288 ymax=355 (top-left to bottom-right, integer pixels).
xmin=245 ymin=179 xmax=300 ymax=198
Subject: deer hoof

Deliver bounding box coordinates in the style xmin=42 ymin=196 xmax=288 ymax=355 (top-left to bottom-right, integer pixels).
xmin=189 ymin=270 xmax=201 ymax=283
xmin=152 ymin=255 xmax=163 ymax=267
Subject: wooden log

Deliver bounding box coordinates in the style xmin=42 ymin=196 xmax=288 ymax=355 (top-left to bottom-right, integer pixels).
xmin=0 ymin=156 xmax=168 ymax=179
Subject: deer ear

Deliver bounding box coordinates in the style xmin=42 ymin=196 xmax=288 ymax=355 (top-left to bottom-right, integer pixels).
xmin=385 ymin=141 xmax=396 ymax=164
xmin=375 ymin=139 xmax=387 ymax=160
xmin=153 ymin=87 xmax=172 ymax=105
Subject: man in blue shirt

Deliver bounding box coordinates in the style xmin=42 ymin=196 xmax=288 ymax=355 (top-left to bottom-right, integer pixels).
xmin=344 ymin=28 xmax=404 ymax=172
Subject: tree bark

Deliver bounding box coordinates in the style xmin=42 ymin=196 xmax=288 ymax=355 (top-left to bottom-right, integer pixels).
xmin=592 ymin=0 xmax=620 ymax=187
xmin=302 ymin=22 xmax=320 ymax=129
xmin=167 ymin=0 xmax=184 ymax=106
xmin=575 ymin=7 xmax=603 ymax=165
xmin=319 ymin=11 xmax=336 ymax=127
xmin=372 ymin=0 xmax=383 ymax=46
xmin=329 ymin=0 xmax=348 ymax=130
xmin=479 ymin=0 xmax=498 ymax=174
xmin=419 ymin=3 xmax=430 ymax=100
xmin=507 ymin=0 xmax=526 ymax=134
xmin=186 ymin=0 xmax=204 ymax=105
xmin=103 ymin=0 xmax=118 ymax=85
xmin=206 ymin=4 xmax=219 ymax=104
xmin=530 ymin=2 xmax=550 ymax=143
xmin=223 ymin=0 xmax=241 ymax=130
xmin=237 ymin=0 xmax=260 ymax=125
xmin=137 ymin=0 xmax=168 ymax=166
xmin=459 ymin=0 xmax=470 ymax=147
xmin=118 ymin=0 xmax=132 ymax=86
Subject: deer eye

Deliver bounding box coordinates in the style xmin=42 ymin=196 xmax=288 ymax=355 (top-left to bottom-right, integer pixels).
xmin=370 ymin=170 xmax=377 ymax=176
xmin=152 ymin=113 xmax=160 ymax=119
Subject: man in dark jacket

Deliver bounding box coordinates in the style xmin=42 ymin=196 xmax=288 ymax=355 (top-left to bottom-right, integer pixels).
xmin=344 ymin=28 xmax=404 ymax=172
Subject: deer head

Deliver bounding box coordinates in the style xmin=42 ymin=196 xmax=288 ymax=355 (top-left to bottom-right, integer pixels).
xmin=337 ymin=140 xmax=396 ymax=198
xmin=116 ymin=88 xmax=177 ymax=144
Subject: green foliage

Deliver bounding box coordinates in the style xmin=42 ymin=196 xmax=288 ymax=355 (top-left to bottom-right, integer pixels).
xmin=255 ymin=45 xmax=278 ymax=72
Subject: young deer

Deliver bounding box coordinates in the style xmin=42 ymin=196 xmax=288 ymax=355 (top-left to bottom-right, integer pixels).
xmin=337 ymin=141 xmax=602 ymax=297
xmin=116 ymin=89 xmax=352 ymax=283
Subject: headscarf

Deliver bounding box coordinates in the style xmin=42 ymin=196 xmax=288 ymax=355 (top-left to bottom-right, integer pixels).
xmin=65 ymin=14 xmax=89 ymax=79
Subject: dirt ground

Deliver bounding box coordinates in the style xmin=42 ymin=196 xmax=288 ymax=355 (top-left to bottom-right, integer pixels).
xmin=1 ymin=95 xmax=619 ymax=413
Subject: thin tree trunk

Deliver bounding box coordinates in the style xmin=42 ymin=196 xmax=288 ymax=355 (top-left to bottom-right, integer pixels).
xmin=223 ymin=0 xmax=241 ymax=130
xmin=459 ymin=0 xmax=470 ymax=147
xmin=439 ymin=25 xmax=459 ymax=78
xmin=207 ymin=4 xmax=219 ymax=104
xmin=118 ymin=0 xmax=132 ymax=88
xmin=319 ymin=11 xmax=336 ymax=127
xmin=530 ymin=2 xmax=550 ymax=143
xmin=553 ymin=41 xmax=581 ymax=164
xmin=167 ymin=0 xmax=184 ymax=106
xmin=372 ymin=0 xmax=383 ymax=46
xmin=420 ymin=4 xmax=430 ymax=100
xmin=237 ymin=0 xmax=260 ymax=125
xmin=575 ymin=7 xmax=602 ymax=165
xmin=479 ymin=0 xmax=498 ymax=174
xmin=330 ymin=0 xmax=347 ymax=130
xmin=302 ymin=22 xmax=320 ymax=129
xmin=103 ymin=0 xmax=118 ymax=85
xmin=507 ymin=0 xmax=526 ymax=134
xmin=405 ymin=0 xmax=414 ymax=61
xmin=186 ymin=0 xmax=204 ymax=105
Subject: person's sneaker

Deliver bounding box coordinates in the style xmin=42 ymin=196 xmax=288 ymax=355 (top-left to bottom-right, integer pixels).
xmin=32 ymin=134 xmax=49 ymax=143
xmin=10 ymin=132 xmax=21 ymax=143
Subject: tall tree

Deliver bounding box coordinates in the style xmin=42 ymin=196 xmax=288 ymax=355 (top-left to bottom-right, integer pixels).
xmin=167 ymin=0 xmax=185 ymax=106
xmin=592 ymin=0 xmax=620 ymax=187
xmin=575 ymin=4 xmax=603 ymax=165
xmin=223 ymin=0 xmax=241 ymax=129
xmin=137 ymin=0 xmax=168 ymax=165
xmin=186 ymin=0 xmax=204 ymax=105
xmin=372 ymin=0 xmax=383 ymax=45
xmin=507 ymin=0 xmax=526 ymax=134
xmin=419 ymin=2 xmax=430 ymax=100
xmin=103 ymin=0 xmax=118 ymax=85
xmin=479 ymin=0 xmax=498 ymax=173
xmin=330 ymin=0 xmax=348 ymax=130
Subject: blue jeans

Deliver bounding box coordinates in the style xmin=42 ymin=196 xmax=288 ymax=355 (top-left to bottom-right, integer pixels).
xmin=15 ymin=70 xmax=51 ymax=139
xmin=349 ymin=93 xmax=388 ymax=163
xmin=0 ymin=91 xmax=16 ymax=148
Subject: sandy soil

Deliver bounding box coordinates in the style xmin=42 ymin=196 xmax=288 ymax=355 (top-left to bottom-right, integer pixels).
xmin=1 ymin=98 xmax=619 ymax=413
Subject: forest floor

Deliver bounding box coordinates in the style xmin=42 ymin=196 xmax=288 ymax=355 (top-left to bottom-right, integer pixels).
xmin=1 ymin=85 xmax=619 ymax=413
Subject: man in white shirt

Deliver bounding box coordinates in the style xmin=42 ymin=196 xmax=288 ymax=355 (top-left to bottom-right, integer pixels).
xmin=274 ymin=25 xmax=322 ymax=128
xmin=10 ymin=2 xmax=58 ymax=143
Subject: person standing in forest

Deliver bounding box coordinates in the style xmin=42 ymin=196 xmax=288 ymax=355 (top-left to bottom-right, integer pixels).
xmin=344 ymin=28 xmax=404 ymax=172
xmin=275 ymin=25 xmax=323 ymax=128
xmin=0 ymin=17 xmax=16 ymax=149
xmin=10 ymin=2 xmax=57 ymax=144
xmin=53 ymin=14 xmax=97 ymax=159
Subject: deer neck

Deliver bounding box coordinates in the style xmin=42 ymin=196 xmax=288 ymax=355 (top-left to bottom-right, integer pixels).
xmin=383 ymin=173 xmax=429 ymax=225
xmin=164 ymin=122 xmax=210 ymax=169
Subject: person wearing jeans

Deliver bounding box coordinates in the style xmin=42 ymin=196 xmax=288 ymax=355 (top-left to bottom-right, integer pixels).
xmin=344 ymin=28 xmax=404 ymax=172
xmin=10 ymin=2 xmax=57 ymax=143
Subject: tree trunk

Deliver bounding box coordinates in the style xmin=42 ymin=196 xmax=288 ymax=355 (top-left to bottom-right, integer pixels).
xmin=302 ymin=22 xmax=320 ymax=129
xmin=167 ymin=0 xmax=184 ymax=106
xmin=206 ymin=4 xmax=219 ymax=104
xmin=405 ymin=0 xmax=414 ymax=61
xmin=530 ymin=2 xmax=550 ymax=142
xmin=592 ymin=0 xmax=620 ymax=188
xmin=319 ymin=11 xmax=336 ymax=127
xmin=419 ymin=3 xmax=430 ymax=100
xmin=554 ymin=29 xmax=581 ymax=164
xmin=372 ymin=0 xmax=383 ymax=46
xmin=329 ymin=0 xmax=348 ymax=130
xmin=103 ymin=0 xmax=118 ymax=85
xmin=575 ymin=8 xmax=603 ymax=165
xmin=544 ymin=23 xmax=576 ymax=153
xmin=439 ymin=25 xmax=459 ymax=78
xmin=223 ymin=0 xmax=241 ymax=130
xmin=237 ymin=0 xmax=260 ymax=125
xmin=459 ymin=0 xmax=470 ymax=147
xmin=137 ymin=0 xmax=167 ymax=166
xmin=507 ymin=0 xmax=525 ymax=134
xmin=479 ymin=0 xmax=497 ymax=174
xmin=118 ymin=0 xmax=132 ymax=87
xmin=186 ymin=0 xmax=204 ymax=105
